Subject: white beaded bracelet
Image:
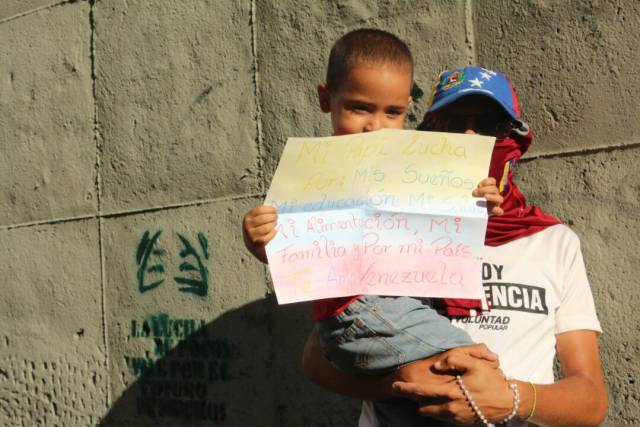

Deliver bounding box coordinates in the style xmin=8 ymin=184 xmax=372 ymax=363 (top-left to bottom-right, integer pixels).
xmin=455 ymin=375 xmax=521 ymax=427
xmin=498 ymin=379 xmax=520 ymax=424
xmin=455 ymin=375 xmax=494 ymax=426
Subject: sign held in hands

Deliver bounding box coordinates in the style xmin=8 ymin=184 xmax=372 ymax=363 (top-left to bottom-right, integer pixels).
xmin=264 ymin=129 xmax=495 ymax=304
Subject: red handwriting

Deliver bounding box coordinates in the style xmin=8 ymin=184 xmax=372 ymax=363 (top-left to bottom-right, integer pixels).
xmin=306 ymin=212 xmax=410 ymax=234
xmin=275 ymin=218 xmax=299 ymax=240
xmin=428 ymin=217 xmax=462 ymax=234
xmin=360 ymin=261 xmax=465 ymax=287
xmin=363 ymin=232 xmax=392 ymax=255
xmin=430 ymin=236 xmax=471 ymax=258
xmin=276 ymin=236 xmax=348 ymax=264
xmin=396 ymin=238 xmax=425 ymax=255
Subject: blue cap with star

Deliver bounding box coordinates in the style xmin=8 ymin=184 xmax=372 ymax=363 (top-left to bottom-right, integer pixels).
xmin=427 ymin=66 xmax=520 ymax=121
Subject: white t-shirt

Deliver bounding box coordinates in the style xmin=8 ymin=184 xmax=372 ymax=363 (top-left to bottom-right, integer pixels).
xmin=360 ymin=225 xmax=602 ymax=426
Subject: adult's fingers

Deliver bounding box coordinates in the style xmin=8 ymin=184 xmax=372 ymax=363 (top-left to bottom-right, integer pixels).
xmin=488 ymin=205 xmax=505 ymax=217
xmin=482 ymin=191 xmax=504 ymax=217
xmin=453 ymin=343 xmax=499 ymax=363
xmin=486 ymin=202 xmax=504 ymax=216
xmin=391 ymin=381 xmax=463 ymax=402
xmin=483 ymin=192 xmax=504 ymax=204
xmin=472 ymin=185 xmax=501 ymax=197
xmin=433 ymin=353 xmax=482 ymax=375
xmin=476 ymin=177 xmax=497 ymax=187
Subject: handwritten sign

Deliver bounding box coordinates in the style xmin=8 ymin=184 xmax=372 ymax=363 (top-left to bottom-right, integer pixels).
xmin=265 ymin=129 xmax=494 ymax=304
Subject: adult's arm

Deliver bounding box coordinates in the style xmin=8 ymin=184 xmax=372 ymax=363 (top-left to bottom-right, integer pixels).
xmin=302 ymin=329 xmax=396 ymax=400
xmin=393 ymin=329 xmax=608 ymax=426
xmin=526 ymin=329 xmax=608 ymax=426
xmin=302 ymin=329 xmax=498 ymax=402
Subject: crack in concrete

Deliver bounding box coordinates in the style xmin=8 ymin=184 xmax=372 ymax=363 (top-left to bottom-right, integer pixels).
xmin=250 ymin=0 xmax=266 ymax=193
xmin=99 ymin=192 xmax=264 ymax=219
xmin=88 ymin=0 xmax=111 ymax=409
xmin=464 ymin=0 xmax=477 ymax=66
xmin=0 ymin=215 xmax=97 ymax=231
xmin=4 ymin=141 xmax=640 ymax=230
xmin=521 ymin=141 xmax=640 ymax=163
xmin=0 ymin=0 xmax=77 ymax=24
xmin=0 ymin=193 xmax=266 ymax=232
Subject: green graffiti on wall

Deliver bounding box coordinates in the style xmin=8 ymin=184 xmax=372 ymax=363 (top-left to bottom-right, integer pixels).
xmin=126 ymin=313 xmax=231 ymax=422
xmin=136 ymin=230 xmax=210 ymax=296
xmin=136 ymin=230 xmax=167 ymax=293
xmin=175 ymin=232 xmax=209 ymax=296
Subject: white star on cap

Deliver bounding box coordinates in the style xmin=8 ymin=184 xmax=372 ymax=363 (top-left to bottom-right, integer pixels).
xmin=480 ymin=71 xmax=492 ymax=80
xmin=481 ymin=68 xmax=497 ymax=76
xmin=469 ymin=78 xmax=483 ymax=87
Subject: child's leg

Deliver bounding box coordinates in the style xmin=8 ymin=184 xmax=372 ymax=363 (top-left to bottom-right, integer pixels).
xmin=317 ymin=295 xmax=472 ymax=376
xmin=318 ymin=295 xmax=471 ymax=426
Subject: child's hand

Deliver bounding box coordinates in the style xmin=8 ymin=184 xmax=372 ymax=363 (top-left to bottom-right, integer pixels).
xmin=242 ymin=205 xmax=278 ymax=263
xmin=472 ymin=178 xmax=504 ymax=216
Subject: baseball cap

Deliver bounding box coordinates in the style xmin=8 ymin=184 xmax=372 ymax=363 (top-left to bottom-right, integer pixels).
xmin=427 ymin=66 xmax=521 ymax=121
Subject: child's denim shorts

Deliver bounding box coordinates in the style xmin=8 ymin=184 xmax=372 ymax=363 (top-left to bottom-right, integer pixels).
xmin=317 ymin=294 xmax=472 ymax=376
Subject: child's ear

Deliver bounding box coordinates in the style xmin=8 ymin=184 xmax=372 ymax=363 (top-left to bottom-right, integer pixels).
xmin=317 ymin=82 xmax=331 ymax=113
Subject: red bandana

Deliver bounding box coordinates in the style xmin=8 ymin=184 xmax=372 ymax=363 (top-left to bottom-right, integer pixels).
xmin=442 ymin=128 xmax=561 ymax=315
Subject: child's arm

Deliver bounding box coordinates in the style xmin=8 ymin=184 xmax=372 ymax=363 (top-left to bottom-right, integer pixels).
xmin=242 ymin=205 xmax=278 ymax=264
xmin=472 ymin=177 xmax=504 ymax=216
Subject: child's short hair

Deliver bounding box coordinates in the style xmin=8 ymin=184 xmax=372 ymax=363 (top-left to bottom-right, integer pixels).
xmin=326 ymin=28 xmax=413 ymax=93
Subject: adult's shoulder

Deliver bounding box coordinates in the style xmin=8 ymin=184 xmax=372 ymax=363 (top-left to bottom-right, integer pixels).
xmin=537 ymin=223 xmax=582 ymax=248
xmin=518 ymin=224 xmax=585 ymax=268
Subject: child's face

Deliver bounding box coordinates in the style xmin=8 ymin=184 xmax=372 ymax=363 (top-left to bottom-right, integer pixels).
xmin=318 ymin=64 xmax=412 ymax=136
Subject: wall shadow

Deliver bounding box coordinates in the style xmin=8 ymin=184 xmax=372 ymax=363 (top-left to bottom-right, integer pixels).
xmin=98 ymin=295 xmax=360 ymax=426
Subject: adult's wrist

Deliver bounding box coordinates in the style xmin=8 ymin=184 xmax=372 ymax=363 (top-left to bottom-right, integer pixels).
xmin=514 ymin=380 xmax=535 ymax=420
xmin=457 ymin=374 xmax=520 ymax=425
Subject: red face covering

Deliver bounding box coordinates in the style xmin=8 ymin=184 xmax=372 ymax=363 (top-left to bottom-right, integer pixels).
xmin=438 ymin=126 xmax=561 ymax=315
xmin=486 ymin=128 xmax=561 ymax=245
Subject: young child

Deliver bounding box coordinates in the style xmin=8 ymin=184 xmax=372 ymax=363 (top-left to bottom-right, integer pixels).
xmin=243 ymin=30 xmax=503 ymax=425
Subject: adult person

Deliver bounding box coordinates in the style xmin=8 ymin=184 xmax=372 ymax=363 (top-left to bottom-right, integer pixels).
xmin=303 ymin=66 xmax=608 ymax=427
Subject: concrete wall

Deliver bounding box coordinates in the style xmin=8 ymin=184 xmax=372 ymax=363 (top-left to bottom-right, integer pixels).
xmin=0 ymin=0 xmax=638 ymax=425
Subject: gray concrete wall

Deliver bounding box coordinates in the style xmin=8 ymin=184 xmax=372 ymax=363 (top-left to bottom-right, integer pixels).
xmin=0 ymin=0 xmax=637 ymax=425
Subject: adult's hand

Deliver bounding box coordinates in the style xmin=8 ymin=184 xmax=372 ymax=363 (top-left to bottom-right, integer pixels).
xmin=392 ymin=345 xmax=506 ymax=426
xmin=393 ymin=331 xmax=607 ymax=427
xmin=303 ymin=334 xmax=499 ymax=404
xmin=473 ymin=177 xmax=504 ymax=216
